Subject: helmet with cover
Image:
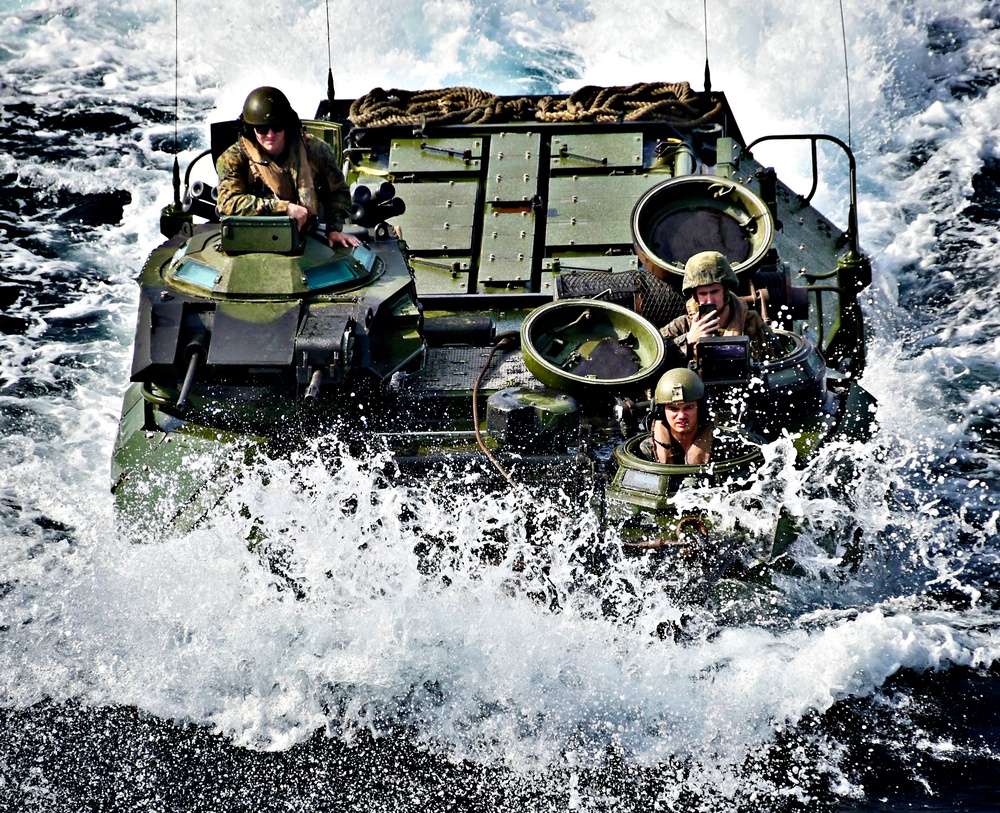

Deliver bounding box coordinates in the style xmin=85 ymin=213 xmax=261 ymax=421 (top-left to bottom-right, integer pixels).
xmin=681 ymin=250 xmax=738 ymax=298
xmin=654 ymin=367 xmax=705 ymax=405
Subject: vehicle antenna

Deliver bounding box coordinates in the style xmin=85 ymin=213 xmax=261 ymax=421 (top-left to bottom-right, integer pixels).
xmin=171 ymin=0 xmax=181 ymax=210
xmin=325 ymin=0 xmax=335 ymax=113
xmin=838 ymin=0 xmax=853 ymax=150
xmin=703 ymin=0 xmax=711 ymax=93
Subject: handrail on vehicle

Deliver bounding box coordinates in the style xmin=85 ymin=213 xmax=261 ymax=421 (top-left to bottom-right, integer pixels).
xmin=745 ymin=133 xmax=860 ymax=256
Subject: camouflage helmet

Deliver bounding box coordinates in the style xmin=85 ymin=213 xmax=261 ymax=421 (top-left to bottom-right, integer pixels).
xmin=681 ymin=250 xmax=738 ymax=298
xmin=654 ymin=367 xmax=705 ymax=405
xmin=241 ymin=86 xmax=295 ymax=130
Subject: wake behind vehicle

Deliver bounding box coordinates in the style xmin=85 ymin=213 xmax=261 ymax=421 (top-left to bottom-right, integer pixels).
xmin=112 ymin=81 xmax=876 ymax=589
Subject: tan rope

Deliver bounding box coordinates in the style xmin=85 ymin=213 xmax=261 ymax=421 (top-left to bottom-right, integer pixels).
xmin=348 ymin=83 xmax=722 ymax=129
xmin=349 ymin=86 xmax=532 ymax=127
xmin=536 ymin=82 xmax=722 ymax=128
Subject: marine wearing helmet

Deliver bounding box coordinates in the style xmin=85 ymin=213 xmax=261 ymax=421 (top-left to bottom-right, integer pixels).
xmin=655 ymin=366 xmax=705 ymax=404
xmin=215 ymin=86 xmax=359 ymax=250
xmin=661 ymin=250 xmax=775 ymax=361
xmin=681 ymin=249 xmax=739 ymax=298
xmin=639 ymin=367 xmax=714 ymax=465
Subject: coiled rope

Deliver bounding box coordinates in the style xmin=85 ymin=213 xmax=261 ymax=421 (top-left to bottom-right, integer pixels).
xmin=536 ymin=82 xmax=720 ymax=126
xmin=348 ymin=82 xmax=722 ymax=129
xmin=349 ymin=86 xmax=533 ymax=128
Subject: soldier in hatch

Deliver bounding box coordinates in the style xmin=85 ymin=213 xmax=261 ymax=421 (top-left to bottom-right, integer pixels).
xmin=661 ymin=250 xmax=776 ymax=361
xmin=216 ymin=86 xmax=359 ymax=250
xmin=639 ymin=368 xmax=714 ymax=465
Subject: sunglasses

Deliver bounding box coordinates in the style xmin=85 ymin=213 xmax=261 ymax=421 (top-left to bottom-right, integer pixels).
xmin=252 ymin=124 xmax=284 ymax=135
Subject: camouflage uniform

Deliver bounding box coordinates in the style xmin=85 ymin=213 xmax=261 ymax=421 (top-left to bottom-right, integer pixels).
xmin=660 ymin=250 xmax=776 ymax=360
xmin=215 ymin=133 xmax=351 ymax=233
xmin=661 ymin=289 xmax=776 ymax=360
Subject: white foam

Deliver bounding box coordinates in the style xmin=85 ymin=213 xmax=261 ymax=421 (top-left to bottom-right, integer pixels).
xmin=1 ymin=1 xmax=999 ymax=804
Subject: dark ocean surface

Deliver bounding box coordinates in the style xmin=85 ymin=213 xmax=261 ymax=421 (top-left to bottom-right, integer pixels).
xmin=2 ymin=1 xmax=999 ymax=810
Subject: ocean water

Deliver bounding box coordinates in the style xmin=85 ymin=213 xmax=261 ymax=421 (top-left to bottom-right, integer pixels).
xmin=2 ymin=1 xmax=1000 ymax=811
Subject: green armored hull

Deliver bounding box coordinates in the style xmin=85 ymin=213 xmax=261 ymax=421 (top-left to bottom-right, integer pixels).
xmin=113 ymin=82 xmax=876 ymax=578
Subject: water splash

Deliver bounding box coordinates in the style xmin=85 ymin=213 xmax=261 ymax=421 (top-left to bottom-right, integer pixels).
xmin=3 ymin=0 xmax=1000 ymax=808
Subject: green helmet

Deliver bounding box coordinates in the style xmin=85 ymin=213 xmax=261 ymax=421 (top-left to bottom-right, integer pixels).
xmin=241 ymin=86 xmax=295 ymax=129
xmin=681 ymin=250 xmax=738 ymax=298
xmin=654 ymin=367 xmax=704 ymax=405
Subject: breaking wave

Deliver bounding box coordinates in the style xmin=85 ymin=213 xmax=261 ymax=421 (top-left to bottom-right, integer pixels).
xmin=2 ymin=0 xmax=1000 ymax=809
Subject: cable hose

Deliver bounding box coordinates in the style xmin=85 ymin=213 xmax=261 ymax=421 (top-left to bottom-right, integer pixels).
xmin=470 ymin=333 xmax=541 ymax=505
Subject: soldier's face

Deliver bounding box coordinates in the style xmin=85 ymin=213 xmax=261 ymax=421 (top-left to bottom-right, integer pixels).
xmin=694 ymin=283 xmax=726 ymax=311
xmin=663 ymin=401 xmax=698 ymax=436
xmin=254 ymin=125 xmax=286 ymax=157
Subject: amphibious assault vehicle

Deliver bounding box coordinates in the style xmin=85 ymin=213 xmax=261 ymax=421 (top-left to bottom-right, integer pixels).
xmin=113 ymin=82 xmax=875 ymax=578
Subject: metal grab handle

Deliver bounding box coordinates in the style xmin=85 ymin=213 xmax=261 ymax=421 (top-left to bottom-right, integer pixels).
xmin=744 ymin=133 xmax=860 ymax=256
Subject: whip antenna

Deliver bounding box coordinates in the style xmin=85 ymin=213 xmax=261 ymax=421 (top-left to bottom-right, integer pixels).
xmin=325 ymin=0 xmax=335 ymax=112
xmin=702 ymin=0 xmax=712 ymax=93
xmin=170 ymin=0 xmax=181 ymax=210
xmin=838 ymin=0 xmax=853 ymax=150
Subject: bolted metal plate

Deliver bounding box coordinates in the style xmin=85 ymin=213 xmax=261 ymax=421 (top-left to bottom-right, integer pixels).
xmin=550 ymin=132 xmax=644 ymax=170
xmin=547 ymin=174 xmax=666 ymax=247
xmin=478 ymin=132 xmax=541 ymax=287
xmin=389 ymin=137 xmax=483 ymax=172
xmin=408 ymin=255 xmax=473 ymax=295
xmin=392 ymin=179 xmax=479 ymax=252
xmin=220 ymin=216 xmax=301 ymax=254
